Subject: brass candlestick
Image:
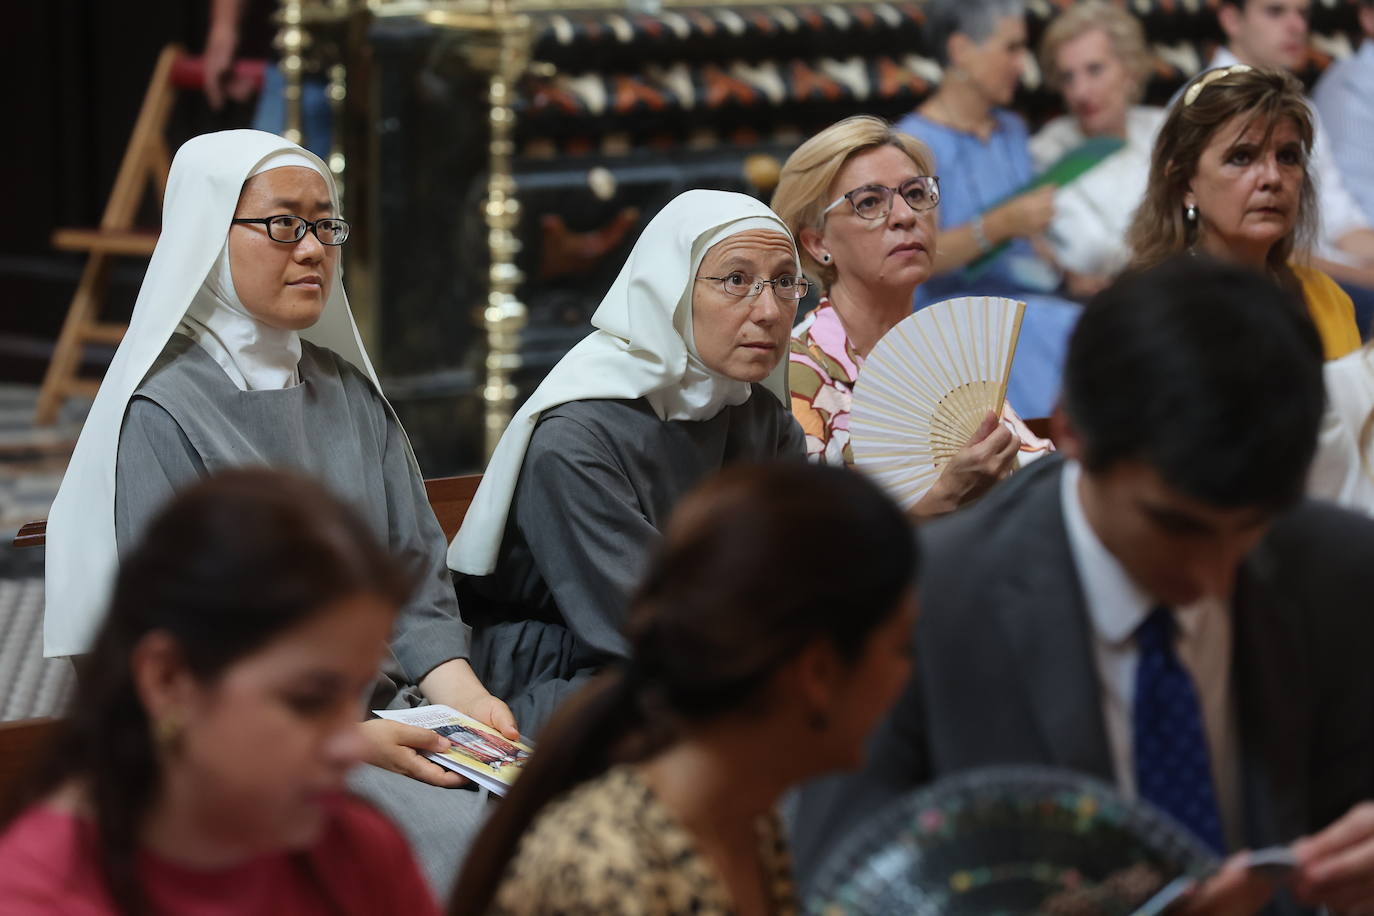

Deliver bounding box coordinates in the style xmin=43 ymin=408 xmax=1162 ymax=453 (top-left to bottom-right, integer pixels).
xmin=423 ymin=1 xmax=534 ymax=459
xmin=277 ymin=0 xmax=309 ymax=146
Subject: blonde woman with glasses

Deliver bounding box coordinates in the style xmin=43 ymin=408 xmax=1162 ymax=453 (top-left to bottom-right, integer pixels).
xmin=774 ymin=116 xmax=1052 ymax=517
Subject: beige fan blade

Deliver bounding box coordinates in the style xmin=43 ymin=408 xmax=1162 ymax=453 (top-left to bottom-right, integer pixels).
xmin=850 ymin=296 xmax=1025 ymax=509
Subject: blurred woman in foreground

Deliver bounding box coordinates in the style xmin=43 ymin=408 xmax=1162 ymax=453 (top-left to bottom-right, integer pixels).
xmin=0 ymin=470 xmax=439 ymax=914
xmin=452 ymin=462 xmax=920 ymax=915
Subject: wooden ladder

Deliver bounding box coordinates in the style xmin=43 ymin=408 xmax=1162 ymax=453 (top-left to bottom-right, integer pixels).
xmin=33 ymin=44 xmax=183 ymax=425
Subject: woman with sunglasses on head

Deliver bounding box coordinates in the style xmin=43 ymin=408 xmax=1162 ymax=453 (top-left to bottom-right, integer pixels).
xmin=774 ymin=116 xmax=1052 ymax=517
xmin=1 ymin=470 xmax=440 ymax=915
xmin=448 ymin=190 xmax=806 ymax=740
xmin=1127 ymin=66 xmax=1359 ymax=358
xmin=44 ymin=130 xmax=514 ymax=895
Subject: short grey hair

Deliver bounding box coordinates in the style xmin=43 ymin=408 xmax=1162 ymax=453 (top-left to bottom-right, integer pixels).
xmin=923 ymin=0 xmax=1026 ymax=66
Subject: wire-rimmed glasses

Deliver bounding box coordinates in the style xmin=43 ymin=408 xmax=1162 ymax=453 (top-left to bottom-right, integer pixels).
xmin=696 ymin=272 xmax=811 ymax=300
xmin=822 ymin=176 xmax=941 ymax=221
xmin=231 ymin=215 xmax=351 ymax=245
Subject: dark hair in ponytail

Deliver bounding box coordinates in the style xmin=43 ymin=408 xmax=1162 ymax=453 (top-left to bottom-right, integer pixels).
xmin=451 ymin=461 xmax=918 ymax=915
xmin=2 ymin=469 xmax=410 ymax=915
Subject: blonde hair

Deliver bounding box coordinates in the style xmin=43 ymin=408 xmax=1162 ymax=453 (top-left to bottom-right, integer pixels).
xmin=771 ymin=116 xmax=935 ymax=291
xmin=1127 ymin=67 xmax=1317 ymax=278
xmin=1039 ymin=2 xmax=1152 ymax=102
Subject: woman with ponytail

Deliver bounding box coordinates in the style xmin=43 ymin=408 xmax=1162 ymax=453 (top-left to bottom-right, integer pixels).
xmin=451 ymin=461 xmax=920 ymax=915
xmin=0 ymin=469 xmax=439 ymax=915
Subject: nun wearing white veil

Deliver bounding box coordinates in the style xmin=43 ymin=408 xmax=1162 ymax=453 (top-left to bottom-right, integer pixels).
xmin=43 ymin=130 xmax=509 ymax=895
xmin=449 ymin=189 xmax=807 ymax=737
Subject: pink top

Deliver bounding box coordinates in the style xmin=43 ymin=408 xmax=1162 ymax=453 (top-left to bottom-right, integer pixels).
xmin=0 ymin=795 xmax=440 ymax=915
xmin=789 ymin=299 xmax=865 ymax=465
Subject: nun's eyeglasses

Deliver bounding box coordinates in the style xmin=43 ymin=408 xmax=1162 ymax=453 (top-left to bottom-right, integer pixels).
xmin=232 ymin=215 xmax=351 ymax=246
xmin=696 ymin=272 xmax=811 ymax=300
xmin=823 ymin=176 xmax=940 ymax=221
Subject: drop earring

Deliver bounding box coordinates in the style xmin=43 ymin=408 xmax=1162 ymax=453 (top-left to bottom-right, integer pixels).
xmin=1185 ymin=205 xmax=1198 ymax=224
xmin=154 ymin=715 xmax=183 ymax=754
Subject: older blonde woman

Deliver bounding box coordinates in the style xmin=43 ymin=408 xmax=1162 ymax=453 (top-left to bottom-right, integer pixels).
xmin=1127 ymin=66 xmax=1360 ymax=359
xmin=775 ymin=116 xmax=1051 ymax=518
xmin=1031 ymin=2 xmax=1165 ymax=290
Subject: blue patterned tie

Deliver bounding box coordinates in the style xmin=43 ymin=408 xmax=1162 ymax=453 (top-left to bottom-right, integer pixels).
xmin=1133 ymin=606 xmax=1226 ymax=854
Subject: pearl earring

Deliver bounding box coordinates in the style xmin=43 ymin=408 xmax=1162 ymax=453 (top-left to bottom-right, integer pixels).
xmin=1185 ymin=205 xmax=1198 ymax=224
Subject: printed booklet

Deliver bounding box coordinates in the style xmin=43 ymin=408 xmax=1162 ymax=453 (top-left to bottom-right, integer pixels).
xmin=373 ymin=704 xmax=534 ymax=796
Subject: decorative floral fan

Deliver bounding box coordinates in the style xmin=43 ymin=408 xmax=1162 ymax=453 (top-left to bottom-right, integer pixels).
xmin=849 ymin=296 xmax=1025 ymax=508
xmin=805 ymin=766 xmax=1218 ymax=916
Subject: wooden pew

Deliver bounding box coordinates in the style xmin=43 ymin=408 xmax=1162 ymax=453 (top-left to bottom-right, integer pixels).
xmin=11 ymin=473 xmax=484 ymax=550
xmin=1024 ymin=416 xmax=1054 ymax=443
xmin=424 ymin=474 xmax=483 ymax=543
xmin=0 ymin=718 xmax=61 ymax=809
xmin=13 ymin=520 xmax=46 ymax=549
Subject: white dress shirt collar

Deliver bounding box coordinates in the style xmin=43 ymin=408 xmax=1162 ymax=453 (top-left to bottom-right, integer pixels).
xmin=1059 ymin=461 xmax=1214 ymax=635
xmin=1060 ymin=460 xmax=1155 ymax=644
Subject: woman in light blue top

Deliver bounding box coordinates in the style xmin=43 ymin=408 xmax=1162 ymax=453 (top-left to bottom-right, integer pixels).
xmin=895 ymin=0 xmax=1082 ymax=418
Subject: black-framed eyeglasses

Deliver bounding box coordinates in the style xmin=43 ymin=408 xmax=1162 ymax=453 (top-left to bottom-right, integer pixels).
xmin=696 ymin=272 xmax=811 ymax=301
xmin=231 ymin=215 xmax=351 ymax=245
xmin=822 ymin=176 xmax=941 ymax=221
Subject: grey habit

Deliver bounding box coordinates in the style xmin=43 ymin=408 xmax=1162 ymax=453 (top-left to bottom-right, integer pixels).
xmin=115 ymin=333 xmax=488 ymax=898
xmin=458 ymin=387 xmax=806 ymax=737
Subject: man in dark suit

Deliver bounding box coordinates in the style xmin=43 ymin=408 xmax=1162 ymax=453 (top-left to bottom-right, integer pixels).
xmin=793 ymin=257 xmax=1374 ymax=913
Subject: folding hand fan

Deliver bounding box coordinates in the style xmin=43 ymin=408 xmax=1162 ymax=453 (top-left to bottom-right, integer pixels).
xmin=805 ymin=766 xmax=1218 ymax=916
xmin=849 ymin=296 xmax=1025 ymax=508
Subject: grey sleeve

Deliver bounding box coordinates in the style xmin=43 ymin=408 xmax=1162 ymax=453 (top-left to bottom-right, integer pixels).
xmin=778 ymin=410 xmax=807 ymax=459
xmin=115 ymin=398 xmax=206 ymax=555
xmin=380 ymin=414 xmax=472 ymax=685
xmin=513 ymin=416 xmax=657 ymax=664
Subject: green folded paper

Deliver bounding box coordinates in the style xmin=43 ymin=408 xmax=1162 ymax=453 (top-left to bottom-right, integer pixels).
xmin=966 ymin=135 xmax=1127 ymax=277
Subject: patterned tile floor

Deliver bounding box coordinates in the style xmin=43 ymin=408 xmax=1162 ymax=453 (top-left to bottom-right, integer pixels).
xmin=0 ymin=385 xmax=89 ymax=720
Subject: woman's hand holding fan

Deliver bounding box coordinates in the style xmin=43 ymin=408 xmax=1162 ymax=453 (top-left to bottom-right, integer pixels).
xmin=850 ymin=296 xmax=1026 ymax=512
xmin=918 ymin=411 xmax=1020 ymax=515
